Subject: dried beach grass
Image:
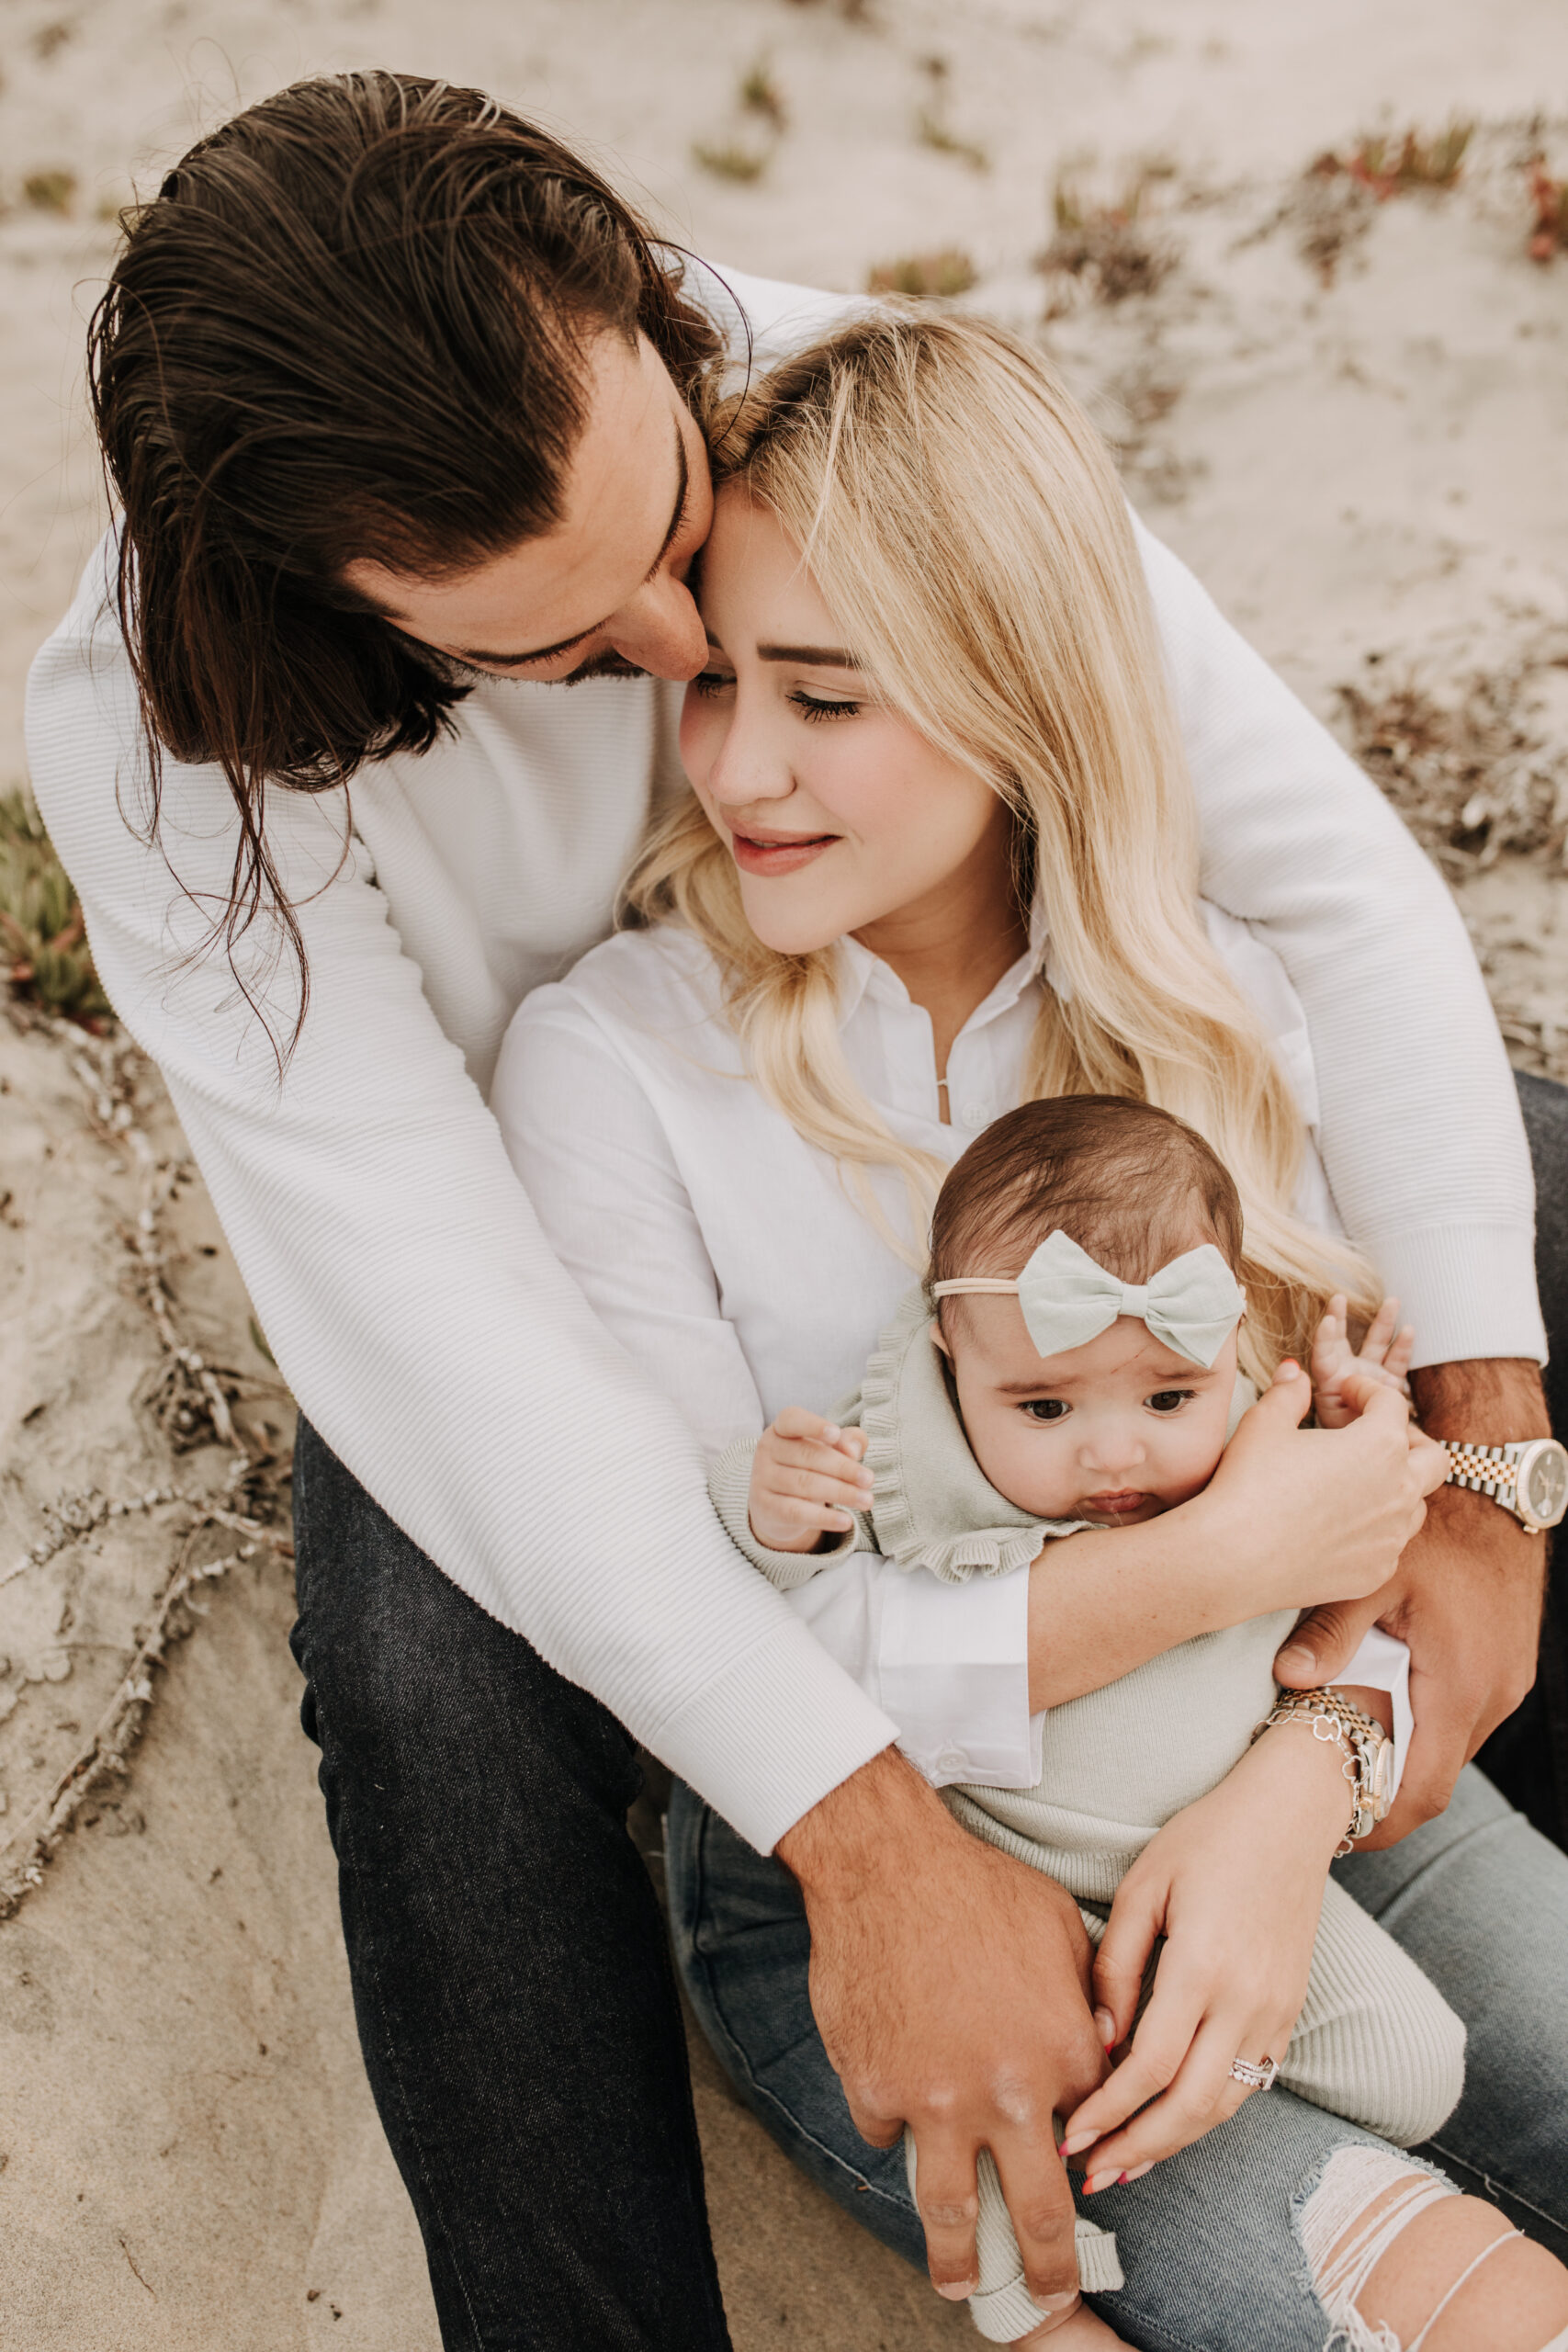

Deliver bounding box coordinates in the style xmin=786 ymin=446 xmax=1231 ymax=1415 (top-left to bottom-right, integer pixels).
xmin=865 ymin=247 xmax=977 ymax=299
xmin=1336 ymin=657 xmax=1568 ymax=880
xmin=1038 ymin=167 xmax=1180 ymax=307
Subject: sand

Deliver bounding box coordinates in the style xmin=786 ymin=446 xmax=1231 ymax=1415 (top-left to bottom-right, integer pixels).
xmin=2 ymin=1 xmax=1566 ymax=2343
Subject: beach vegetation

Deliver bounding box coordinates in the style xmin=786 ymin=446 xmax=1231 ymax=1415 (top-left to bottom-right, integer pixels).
xmin=1529 ymin=162 xmax=1568 ymax=263
xmin=866 ymin=248 xmax=977 ymax=300
xmin=739 ymin=62 xmax=787 ymax=132
xmin=1039 ymin=169 xmax=1179 ymax=306
xmin=914 ymin=56 xmax=989 ymax=173
xmin=0 ymin=789 xmax=109 ymax=1024
xmin=1310 ymin=121 xmax=1472 ymax=200
xmin=22 ymin=168 xmax=76 ymax=214
xmin=692 ymin=141 xmax=770 ymax=185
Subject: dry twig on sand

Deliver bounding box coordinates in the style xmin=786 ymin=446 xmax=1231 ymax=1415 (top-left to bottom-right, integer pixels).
xmin=0 ymin=1013 xmax=292 ymax=1918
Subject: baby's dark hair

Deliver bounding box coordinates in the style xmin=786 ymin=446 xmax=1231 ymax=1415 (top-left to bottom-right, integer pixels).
xmin=929 ymin=1098 xmax=1244 ymax=1326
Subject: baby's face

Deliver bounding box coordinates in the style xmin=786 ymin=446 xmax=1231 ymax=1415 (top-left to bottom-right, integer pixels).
xmin=941 ymin=1298 xmax=1239 ymax=1528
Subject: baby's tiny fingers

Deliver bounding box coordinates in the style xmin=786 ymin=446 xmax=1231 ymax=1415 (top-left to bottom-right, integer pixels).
xmin=772 ymin=1407 xmax=836 ymax=1442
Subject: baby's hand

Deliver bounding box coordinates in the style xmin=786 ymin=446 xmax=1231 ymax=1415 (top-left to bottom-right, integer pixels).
xmin=1310 ymin=1293 xmax=1416 ymax=1431
xmin=748 ymin=1408 xmax=874 ymax=1554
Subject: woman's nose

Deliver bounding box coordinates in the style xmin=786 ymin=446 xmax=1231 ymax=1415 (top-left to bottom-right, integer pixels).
xmin=605 ymin=571 xmax=710 ymax=683
xmin=707 ymin=705 xmax=797 ymax=813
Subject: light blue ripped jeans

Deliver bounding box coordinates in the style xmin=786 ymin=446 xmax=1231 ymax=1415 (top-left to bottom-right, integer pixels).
xmin=668 ymin=1767 xmax=1568 ymax=2351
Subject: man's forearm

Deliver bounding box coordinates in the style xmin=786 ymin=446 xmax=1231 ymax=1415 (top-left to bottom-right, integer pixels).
xmin=1410 ymin=1356 xmax=1551 ymax=1443
xmin=1409 ymin=1356 xmax=1552 ymax=1581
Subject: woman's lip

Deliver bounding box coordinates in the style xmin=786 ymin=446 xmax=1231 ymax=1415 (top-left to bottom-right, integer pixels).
xmin=730 ymin=830 xmax=839 ymax=876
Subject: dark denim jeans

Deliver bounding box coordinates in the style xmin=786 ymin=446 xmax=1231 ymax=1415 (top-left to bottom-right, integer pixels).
xmin=289 ymin=1071 xmax=1568 ymax=2348
xmin=289 ymin=1435 xmax=729 ymax=2351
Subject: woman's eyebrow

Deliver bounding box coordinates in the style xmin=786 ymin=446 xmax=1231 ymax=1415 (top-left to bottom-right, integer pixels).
xmin=450 ymin=424 xmax=691 ymax=669
xmin=757 ymin=644 xmax=862 ymax=668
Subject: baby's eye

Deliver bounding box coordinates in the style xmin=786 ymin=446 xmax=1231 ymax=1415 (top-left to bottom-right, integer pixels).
xmin=1145 ymin=1389 xmax=1196 ymax=1414
xmin=789 ymin=689 xmax=861 ymax=722
xmin=690 ymin=670 xmax=734 ymax=699
xmin=1019 ymin=1398 xmax=1070 ymax=1423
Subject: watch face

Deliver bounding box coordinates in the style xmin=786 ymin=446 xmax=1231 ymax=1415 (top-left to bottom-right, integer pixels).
xmin=1522 ymin=1441 xmax=1568 ymax=1528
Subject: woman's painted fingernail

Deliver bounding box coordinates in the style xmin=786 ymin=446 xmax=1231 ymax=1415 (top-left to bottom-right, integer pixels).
xmin=1084 ymin=2172 xmax=1111 ymax=2195
xmin=1094 ymin=2007 xmax=1116 ymax=2047
xmin=1059 ymin=2132 xmax=1097 ymax=2156
xmin=1122 ymin=2163 xmax=1154 ymax=2184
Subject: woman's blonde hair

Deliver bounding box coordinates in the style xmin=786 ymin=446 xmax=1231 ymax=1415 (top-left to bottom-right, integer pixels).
xmin=625 ymin=311 xmax=1378 ymax=1377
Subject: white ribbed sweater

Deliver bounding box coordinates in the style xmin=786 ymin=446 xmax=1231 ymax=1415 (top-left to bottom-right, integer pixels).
xmin=22 ymin=266 xmax=1542 ymax=1855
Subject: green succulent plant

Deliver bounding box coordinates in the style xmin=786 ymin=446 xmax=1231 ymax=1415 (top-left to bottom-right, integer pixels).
xmin=0 ymin=789 xmax=110 ymax=1023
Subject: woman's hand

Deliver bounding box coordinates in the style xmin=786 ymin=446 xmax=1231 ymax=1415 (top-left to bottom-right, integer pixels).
xmin=1206 ymin=1359 xmax=1448 ymax=1613
xmin=1025 ymin=1364 xmax=1448 ymax=1713
xmin=748 ymin=1407 xmax=873 ymax=1552
xmin=1055 ymin=1717 xmax=1358 ymax=2188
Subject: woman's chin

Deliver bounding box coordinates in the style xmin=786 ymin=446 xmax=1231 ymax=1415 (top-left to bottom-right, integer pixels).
xmin=736 ymin=888 xmax=849 ymax=959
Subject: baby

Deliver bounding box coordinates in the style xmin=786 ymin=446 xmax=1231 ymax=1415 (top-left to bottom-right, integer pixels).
xmin=708 ymin=1095 xmax=1462 ymax=2347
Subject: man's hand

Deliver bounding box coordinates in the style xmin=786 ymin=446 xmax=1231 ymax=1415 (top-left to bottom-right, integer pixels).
xmin=1274 ymin=1357 xmax=1549 ymax=1842
xmin=748 ymin=1408 xmax=872 ymax=1554
xmin=777 ymin=1748 xmax=1106 ymax=2312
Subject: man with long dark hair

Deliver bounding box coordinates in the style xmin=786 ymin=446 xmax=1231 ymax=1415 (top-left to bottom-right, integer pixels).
xmin=27 ymin=70 xmax=1568 ymax=2350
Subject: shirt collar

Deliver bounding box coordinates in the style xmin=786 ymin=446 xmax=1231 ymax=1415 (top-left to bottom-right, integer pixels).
xmin=832 ymin=891 xmax=1051 ymax=1035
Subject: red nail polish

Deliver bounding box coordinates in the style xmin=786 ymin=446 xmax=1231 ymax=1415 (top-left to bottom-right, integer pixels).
xmin=1117 ymin=2171 xmax=1130 ymax=2186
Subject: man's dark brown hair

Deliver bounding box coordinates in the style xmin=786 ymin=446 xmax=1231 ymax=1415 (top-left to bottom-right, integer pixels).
xmin=89 ymin=70 xmax=722 ymax=1035
xmin=929 ymin=1097 xmax=1245 ymax=1329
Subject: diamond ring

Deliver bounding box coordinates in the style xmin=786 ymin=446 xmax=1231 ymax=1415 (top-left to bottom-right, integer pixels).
xmin=1229 ymin=2054 xmax=1279 ymax=2090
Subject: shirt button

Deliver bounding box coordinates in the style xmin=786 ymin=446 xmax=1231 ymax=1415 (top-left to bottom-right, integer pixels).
xmin=936 ymin=1747 xmax=969 ymax=1777
xmin=959 ymin=1102 xmax=991 ymax=1129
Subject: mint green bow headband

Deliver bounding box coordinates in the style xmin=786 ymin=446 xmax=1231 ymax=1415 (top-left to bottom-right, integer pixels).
xmin=932 ymin=1229 xmax=1246 ymax=1368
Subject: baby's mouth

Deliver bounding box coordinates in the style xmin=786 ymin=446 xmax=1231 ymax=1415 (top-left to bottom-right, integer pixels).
xmin=1080 ymin=1488 xmax=1154 ymax=1519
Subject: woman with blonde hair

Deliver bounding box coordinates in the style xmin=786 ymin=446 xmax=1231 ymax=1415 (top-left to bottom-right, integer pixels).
xmin=496 ymin=311 xmax=1568 ymax=2348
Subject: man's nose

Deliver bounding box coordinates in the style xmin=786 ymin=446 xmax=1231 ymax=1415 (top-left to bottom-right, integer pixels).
xmin=606 ymin=571 xmax=709 ymax=683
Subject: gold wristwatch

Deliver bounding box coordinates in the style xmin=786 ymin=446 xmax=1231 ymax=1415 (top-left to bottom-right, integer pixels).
xmin=1253 ymin=1689 xmax=1394 ymax=1857
xmin=1443 ymin=1439 xmax=1568 ymax=1535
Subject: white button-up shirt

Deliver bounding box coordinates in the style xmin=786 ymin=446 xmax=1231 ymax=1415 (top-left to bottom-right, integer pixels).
xmin=495 ymin=899 xmax=1343 ymax=1789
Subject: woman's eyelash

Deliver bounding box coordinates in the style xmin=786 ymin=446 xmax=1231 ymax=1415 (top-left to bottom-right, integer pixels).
xmin=790 ymin=690 xmax=860 ymax=722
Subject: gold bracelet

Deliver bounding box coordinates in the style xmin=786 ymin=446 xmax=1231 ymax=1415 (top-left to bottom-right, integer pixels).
xmin=1251 ymin=1687 xmax=1393 ymax=1857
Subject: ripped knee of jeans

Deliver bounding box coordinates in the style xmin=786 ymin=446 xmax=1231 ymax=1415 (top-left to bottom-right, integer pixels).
xmin=1294 ymin=2143 xmax=1459 ymax=2352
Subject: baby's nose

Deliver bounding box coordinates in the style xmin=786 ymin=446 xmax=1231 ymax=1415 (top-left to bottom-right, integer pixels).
xmin=1080 ymin=1423 xmax=1145 ymax=1473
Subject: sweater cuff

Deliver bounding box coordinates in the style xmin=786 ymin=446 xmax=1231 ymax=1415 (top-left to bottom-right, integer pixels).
xmin=709 ymin=1435 xmax=869 ymax=1591
xmin=649 ymin=1614 xmax=898 ymax=1854
xmin=878 ymin=1559 xmax=1039 ymax=1790
xmin=1358 ymin=1223 xmax=1547 ymax=1370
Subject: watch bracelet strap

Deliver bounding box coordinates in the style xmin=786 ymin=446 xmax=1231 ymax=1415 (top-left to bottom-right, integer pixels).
xmin=1444 ymin=1440 xmax=1519 ymax=1500
xmin=1253 ymin=1688 xmax=1382 ymax=1849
